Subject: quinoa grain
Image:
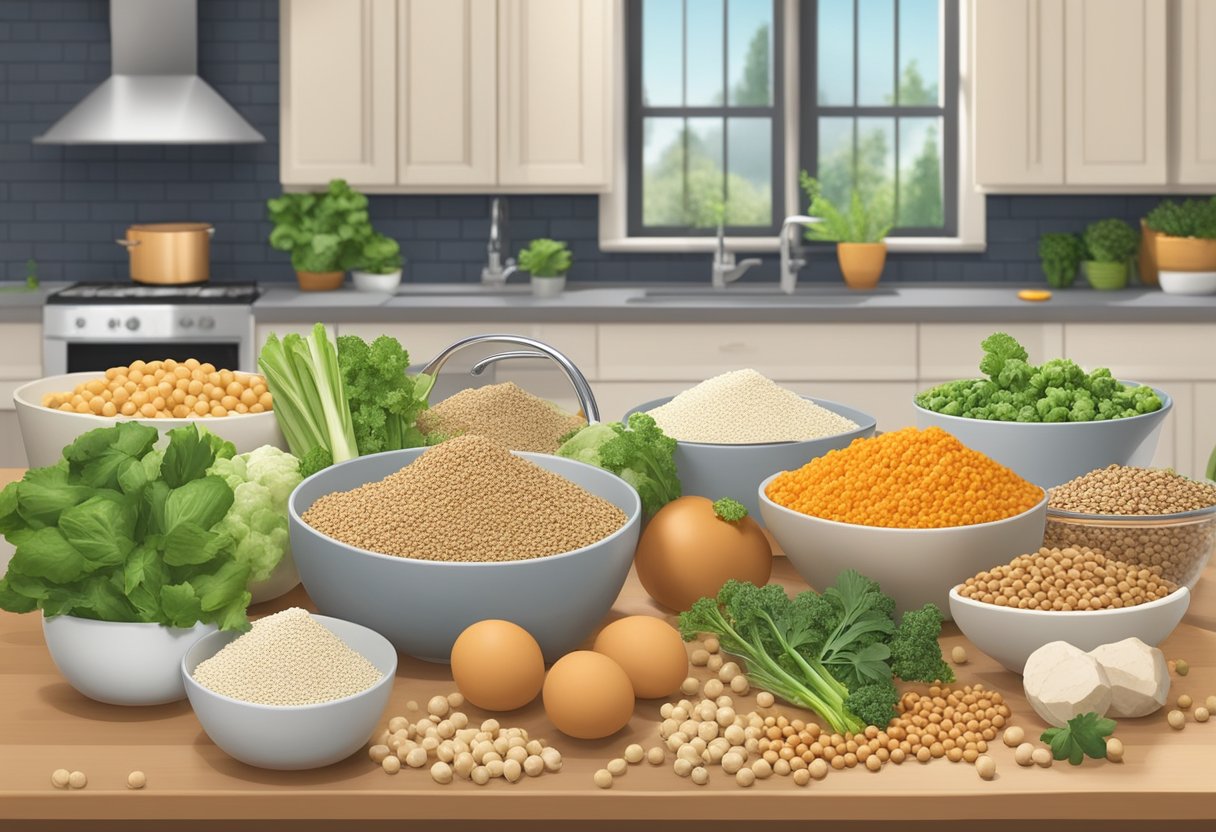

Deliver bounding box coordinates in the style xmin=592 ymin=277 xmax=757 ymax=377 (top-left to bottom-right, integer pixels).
xmin=418 ymin=383 xmax=585 ymax=454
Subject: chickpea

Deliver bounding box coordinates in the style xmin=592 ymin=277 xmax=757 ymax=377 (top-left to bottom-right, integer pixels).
xmin=593 ymin=768 xmax=613 ymax=789
xmin=187 ymin=379 xmax=204 ymax=396
xmin=975 ymin=755 xmax=996 ymax=780
xmin=51 ymin=769 xmax=71 ymax=789
xmin=1195 ymin=707 xmax=1210 ymax=723
xmin=1105 ymin=737 xmax=1124 ymax=763
xmin=210 ymin=405 xmax=228 ymax=418
xmin=221 ymin=395 xmax=239 ymax=411
xmin=1178 ymin=694 xmax=1193 ymax=710
xmin=68 ymin=771 xmax=87 ymax=789
xmin=259 ymin=391 xmax=274 ymax=409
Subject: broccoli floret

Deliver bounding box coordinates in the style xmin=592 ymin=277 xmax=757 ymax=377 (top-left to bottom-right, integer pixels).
xmin=890 ymin=605 xmax=954 ymax=684
xmin=298 ymin=446 xmax=333 ymax=478
xmin=712 ymin=498 xmax=748 ymax=523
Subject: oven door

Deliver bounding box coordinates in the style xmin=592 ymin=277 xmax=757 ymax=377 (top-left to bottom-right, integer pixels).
xmin=61 ymin=342 xmax=242 ymax=374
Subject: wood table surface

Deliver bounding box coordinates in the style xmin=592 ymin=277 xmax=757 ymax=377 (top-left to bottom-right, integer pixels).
xmin=1 ymin=467 xmax=1215 ymax=832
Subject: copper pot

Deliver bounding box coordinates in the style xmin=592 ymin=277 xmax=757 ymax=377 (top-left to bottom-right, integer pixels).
xmin=116 ymin=223 xmax=214 ymax=285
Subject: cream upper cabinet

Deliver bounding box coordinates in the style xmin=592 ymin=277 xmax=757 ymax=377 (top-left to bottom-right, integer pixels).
xmin=1177 ymin=0 xmax=1216 ymax=184
xmin=497 ymin=0 xmax=612 ymax=188
xmin=974 ymin=0 xmax=1065 ymax=187
xmin=1064 ymin=0 xmax=1167 ymax=185
xmin=398 ymin=0 xmax=498 ymax=186
xmin=280 ymin=0 xmax=398 ymax=186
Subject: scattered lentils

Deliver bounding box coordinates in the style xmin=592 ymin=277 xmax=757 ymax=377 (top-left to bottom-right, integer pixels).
xmin=418 ymin=382 xmax=585 ymax=454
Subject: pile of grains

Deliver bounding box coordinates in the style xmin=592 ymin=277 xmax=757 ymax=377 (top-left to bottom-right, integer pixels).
xmin=302 ymin=435 xmax=626 ymax=562
xmin=191 ymin=608 xmax=383 ymax=706
xmin=958 ymin=546 xmax=1179 ymax=610
xmin=1049 ymin=465 xmax=1216 ymax=515
xmin=368 ymin=693 xmax=563 ymax=785
xmin=645 ymin=369 xmax=858 ymax=444
xmin=417 ymin=382 xmax=585 ymax=453
xmin=765 ymin=427 xmax=1044 ymax=528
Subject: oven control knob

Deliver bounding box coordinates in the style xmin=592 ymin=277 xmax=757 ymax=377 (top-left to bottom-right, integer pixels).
xmin=74 ymin=317 xmax=86 ymax=329
xmin=179 ymin=317 xmax=195 ymax=329
xmin=125 ymin=317 xmax=140 ymax=332
xmin=198 ymin=316 xmax=215 ymax=331
xmin=107 ymin=318 xmax=121 ymax=330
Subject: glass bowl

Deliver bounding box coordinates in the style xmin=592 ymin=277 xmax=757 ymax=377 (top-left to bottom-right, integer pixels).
xmin=1043 ymin=505 xmax=1216 ymax=589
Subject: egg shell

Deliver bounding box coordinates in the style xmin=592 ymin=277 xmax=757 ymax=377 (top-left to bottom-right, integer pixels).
xmin=593 ymin=616 xmax=689 ymax=699
xmin=543 ymin=651 xmax=636 ymax=739
xmin=634 ymin=496 xmax=773 ymax=611
xmin=451 ymin=619 xmax=545 ymax=712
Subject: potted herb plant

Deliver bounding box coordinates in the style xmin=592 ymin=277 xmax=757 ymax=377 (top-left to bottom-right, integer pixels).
xmin=800 ymin=173 xmax=892 ymax=291
xmin=1037 ymin=232 xmax=1085 ymax=288
xmin=267 ymin=179 xmax=379 ymax=292
xmin=1081 ymin=219 xmax=1138 ymax=290
xmin=1144 ymin=197 xmax=1216 ymax=295
xmin=351 ymin=233 xmax=405 ymax=293
xmin=518 ymin=238 xmax=572 ymax=298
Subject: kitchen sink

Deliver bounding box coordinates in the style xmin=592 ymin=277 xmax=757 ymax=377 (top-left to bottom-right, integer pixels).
xmin=627 ymin=287 xmax=896 ymax=305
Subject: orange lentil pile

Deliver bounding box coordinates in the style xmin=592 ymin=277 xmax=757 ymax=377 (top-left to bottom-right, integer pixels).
xmin=765 ymin=427 xmax=1044 ymax=529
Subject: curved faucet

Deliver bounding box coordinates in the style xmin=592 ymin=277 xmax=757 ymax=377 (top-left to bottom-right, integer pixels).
xmin=779 ymin=215 xmax=823 ymax=295
xmin=711 ymin=222 xmax=762 ymax=289
xmin=481 ymin=197 xmax=519 ymax=285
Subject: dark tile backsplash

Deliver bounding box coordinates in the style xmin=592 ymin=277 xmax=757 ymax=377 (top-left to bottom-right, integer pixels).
xmin=0 ymin=0 xmax=1182 ymax=285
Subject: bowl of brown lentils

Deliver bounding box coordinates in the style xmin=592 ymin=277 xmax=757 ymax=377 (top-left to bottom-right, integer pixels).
xmin=1043 ymin=465 xmax=1216 ymax=588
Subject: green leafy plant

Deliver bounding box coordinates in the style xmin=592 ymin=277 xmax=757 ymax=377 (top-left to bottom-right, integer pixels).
xmin=267 ymin=179 xmax=391 ymax=273
xmin=712 ymin=498 xmax=748 ymax=523
xmin=355 ymin=232 xmax=404 ymax=275
xmin=556 ymin=412 xmax=681 ymax=518
xmin=518 ymin=238 xmax=572 ymax=277
xmin=1083 ymin=219 xmax=1138 ymax=263
xmin=1145 ymin=197 xmax=1216 ymax=240
xmin=1041 ymin=712 xmax=1117 ymax=765
xmin=799 ymin=172 xmax=893 ymax=243
xmin=1 ymin=259 xmax=39 ymax=293
xmin=0 ymin=423 xmax=262 ymax=631
xmin=336 ymin=333 xmax=432 ymax=456
xmin=1038 ymin=232 xmax=1085 ymax=288
xmin=678 ymin=573 xmax=952 ymax=733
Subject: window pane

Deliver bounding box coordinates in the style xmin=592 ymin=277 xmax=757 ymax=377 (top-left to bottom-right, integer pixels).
xmin=816 ymin=117 xmax=854 ymax=209
xmin=642 ymin=0 xmax=683 ymax=106
xmin=817 ymin=0 xmax=853 ymax=105
xmin=856 ymin=117 xmax=895 ymax=224
xmin=642 ymin=117 xmax=687 ymax=226
xmin=728 ymin=0 xmax=772 ymax=106
xmin=686 ymin=0 xmax=725 ymax=105
xmin=686 ymin=117 xmax=726 ymax=227
xmin=899 ymin=0 xmax=941 ymax=105
xmin=857 ymin=0 xmax=894 ymax=105
xmin=898 ymin=117 xmax=944 ymax=226
xmin=726 ymin=118 xmax=772 ymax=226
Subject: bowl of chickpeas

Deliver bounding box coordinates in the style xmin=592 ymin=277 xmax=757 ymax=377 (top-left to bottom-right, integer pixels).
xmin=14 ymin=359 xmax=284 ymax=468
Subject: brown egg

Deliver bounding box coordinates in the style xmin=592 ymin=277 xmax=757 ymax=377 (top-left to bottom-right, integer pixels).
xmin=450 ymin=620 xmax=545 ymax=712
xmin=593 ymin=616 xmax=688 ymax=699
xmin=542 ymin=651 xmax=635 ymax=739
xmin=634 ymin=496 xmax=773 ymax=611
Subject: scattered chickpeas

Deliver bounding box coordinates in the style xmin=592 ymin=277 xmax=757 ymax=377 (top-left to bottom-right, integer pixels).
xmin=1207 ymin=695 xmax=1216 ymax=712
xmin=606 ymin=758 xmax=628 ymax=777
xmin=68 ymin=771 xmax=87 ymax=790
xmin=951 ymin=645 xmax=968 ymax=665
xmin=975 ymin=755 xmax=996 ymax=780
xmin=703 ymin=678 xmax=725 ymax=699
xmin=1003 ymin=726 xmax=1025 ymax=747
xmin=1105 ymin=737 xmax=1124 ymax=763
xmin=751 ymin=759 xmax=773 ymax=779
xmin=691 ymin=766 xmax=709 ymax=785
xmin=809 ymin=758 xmax=829 ymax=780
xmin=1014 ymin=743 xmax=1036 ymax=767
xmin=647 ymin=746 xmax=666 ymax=765
xmin=447 ymin=692 xmax=464 ymax=708
xmin=1195 ymin=707 xmax=1210 ymax=723
xmin=1175 ymin=659 xmax=1190 ymax=676
xmin=382 ymin=755 xmax=402 ymax=774
xmin=719 ymin=662 xmax=741 ymax=682
xmin=430 ymin=762 xmax=453 ymax=784
xmin=706 ymin=654 xmax=724 ymax=672
xmin=735 ymin=767 xmax=756 ymax=787
xmin=624 ymin=744 xmax=645 ymax=764
xmin=756 ymin=691 xmax=775 ymax=708
xmin=680 ymin=677 xmax=700 ymax=696
xmin=729 ymin=675 xmax=751 ymax=695
xmin=1178 ymin=694 xmax=1193 ymax=710
xmin=369 ymin=744 xmax=391 ymax=764
xmin=793 ymin=768 xmax=811 ymax=786
xmin=50 ymin=769 xmax=70 ymax=789
xmin=1031 ymin=748 xmax=1053 ymax=768
xmin=42 ymin=361 xmax=270 ymax=419
xmin=428 ymin=695 xmax=450 ymax=717
xmin=690 ymin=649 xmax=710 ymax=667
xmin=673 ymin=758 xmax=694 ymax=777
xmin=593 ymin=769 xmax=613 ymax=789
xmin=704 ymin=637 xmax=720 ymax=654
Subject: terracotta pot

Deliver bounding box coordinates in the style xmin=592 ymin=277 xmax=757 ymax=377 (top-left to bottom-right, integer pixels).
xmin=836 ymin=242 xmax=887 ymax=290
xmin=116 ymin=222 xmax=213 ymax=285
xmin=296 ymin=270 xmax=345 ymax=291
xmin=1155 ymin=234 xmax=1216 ymax=272
xmin=1138 ymin=221 xmax=1159 ymax=286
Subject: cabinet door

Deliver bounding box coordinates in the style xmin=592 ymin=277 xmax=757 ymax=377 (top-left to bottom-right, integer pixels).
xmin=280 ymin=0 xmax=397 ymax=186
xmin=497 ymin=0 xmax=614 ymax=189
xmin=398 ymin=0 xmax=498 ymax=186
xmin=1064 ymin=0 xmax=1167 ymax=185
xmin=973 ymin=0 xmax=1064 ymax=187
xmin=1177 ymin=0 xmax=1216 ymax=184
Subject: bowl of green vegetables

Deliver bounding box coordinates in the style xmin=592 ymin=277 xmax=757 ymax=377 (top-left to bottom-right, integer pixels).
xmin=914 ymin=333 xmax=1171 ymax=489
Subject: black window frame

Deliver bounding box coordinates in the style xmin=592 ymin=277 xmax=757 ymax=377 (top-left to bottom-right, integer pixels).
xmin=799 ymin=0 xmax=960 ymax=237
xmin=626 ymin=0 xmax=786 ymax=238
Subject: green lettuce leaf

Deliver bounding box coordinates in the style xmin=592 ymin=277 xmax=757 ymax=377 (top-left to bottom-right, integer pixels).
xmin=163 ymin=521 xmax=229 ymax=567
xmin=64 ymin=422 xmax=159 ymax=491
xmin=8 ymin=527 xmax=90 ymax=583
xmin=163 ymin=476 xmax=234 ymax=533
xmin=160 ymin=583 xmax=203 ymax=628
xmin=57 ymin=493 xmax=137 ymax=570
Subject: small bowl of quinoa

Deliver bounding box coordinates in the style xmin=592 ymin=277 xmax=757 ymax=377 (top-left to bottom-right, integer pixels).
xmin=182 ymin=608 xmax=397 ymax=770
xmin=626 ymin=369 xmax=876 ymax=525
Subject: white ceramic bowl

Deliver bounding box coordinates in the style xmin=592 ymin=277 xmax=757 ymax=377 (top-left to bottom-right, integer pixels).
xmin=949 ymin=585 xmax=1191 ymax=673
xmin=289 ymin=448 xmax=642 ymax=663
xmin=625 ymin=396 xmax=877 ymax=526
xmin=759 ymin=478 xmax=1048 ymax=617
xmin=351 ymin=269 xmax=403 ymax=293
xmin=182 ymin=614 xmax=397 ymax=770
xmin=914 ymin=383 xmax=1172 ymax=489
xmin=42 ymin=615 xmax=216 ymax=706
xmin=1159 ymin=270 xmax=1216 ymax=295
xmin=15 ymin=372 xmax=286 ymax=469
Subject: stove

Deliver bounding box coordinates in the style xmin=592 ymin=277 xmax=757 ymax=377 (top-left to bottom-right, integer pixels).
xmin=43 ymin=282 xmax=259 ymax=376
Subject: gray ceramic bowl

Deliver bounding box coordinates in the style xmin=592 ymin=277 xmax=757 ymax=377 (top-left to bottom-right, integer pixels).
xmin=289 ymin=449 xmax=642 ymax=663
xmin=182 ymin=614 xmax=397 ymax=770
xmin=914 ymin=383 xmax=1172 ymax=489
xmin=625 ymin=396 xmax=876 ymax=525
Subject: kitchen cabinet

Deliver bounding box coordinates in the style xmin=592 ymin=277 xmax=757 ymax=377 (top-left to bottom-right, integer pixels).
xmin=280 ymin=0 xmax=616 ymax=192
xmin=1177 ymin=0 xmax=1216 ymax=184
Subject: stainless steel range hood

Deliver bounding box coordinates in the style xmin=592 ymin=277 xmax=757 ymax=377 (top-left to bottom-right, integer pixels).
xmin=34 ymin=0 xmax=264 ymax=145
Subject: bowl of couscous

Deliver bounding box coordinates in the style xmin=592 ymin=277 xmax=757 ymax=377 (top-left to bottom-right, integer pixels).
xmin=15 ymin=364 xmax=284 ymax=467
xmin=759 ymin=427 xmax=1048 ymax=616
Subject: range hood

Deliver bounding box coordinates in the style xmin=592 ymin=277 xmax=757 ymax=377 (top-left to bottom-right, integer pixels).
xmin=34 ymin=0 xmax=264 ymax=145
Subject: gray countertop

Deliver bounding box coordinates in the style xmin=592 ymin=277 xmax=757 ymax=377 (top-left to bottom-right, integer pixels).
xmin=0 ymin=283 xmax=70 ymax=323
xmin=3 ymin=281 xmax=1216 ymax=325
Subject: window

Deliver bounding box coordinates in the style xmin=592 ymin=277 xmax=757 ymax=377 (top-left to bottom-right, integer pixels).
xmin=626 ymin=0 xmax=784 ymax=237
xmin=800 ymin=0 xmax=959 ymax=236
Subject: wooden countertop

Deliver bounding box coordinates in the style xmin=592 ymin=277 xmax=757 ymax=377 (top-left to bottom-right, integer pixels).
xmin=2 ymin=468 xmax=1215 ymax=832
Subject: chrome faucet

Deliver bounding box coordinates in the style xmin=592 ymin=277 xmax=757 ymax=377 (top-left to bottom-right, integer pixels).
xmin=779 ymin=215 xmax=823 ymax=295
xmin=711 ymin=223 xmax=762 ymax=289
xmin=481 ymin=197 xmax=519 ymax=285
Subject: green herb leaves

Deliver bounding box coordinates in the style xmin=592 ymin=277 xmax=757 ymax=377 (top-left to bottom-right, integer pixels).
xmin=712 ymin=498 xmax=748 ymax=522
xmin=1041 ymin=712 xmax=1118 ymax=766
xmin=556 ymin=412 xmax=681 ymax=519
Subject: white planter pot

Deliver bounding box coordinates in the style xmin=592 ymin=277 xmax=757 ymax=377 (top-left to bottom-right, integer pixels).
xmin=351 ymin=269 xmax=403 ymax=293
xmin=42 ymin=614 xmax=217 ymax=706
xmin=1159 ymin=270 xmax=1216 ymax=295
xmin=531 ymin=274 xmax=566 ymax=298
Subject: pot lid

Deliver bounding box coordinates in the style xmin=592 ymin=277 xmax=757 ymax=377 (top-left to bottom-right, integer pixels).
xmin=128 ymin=223 xmax=213 ymax=232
